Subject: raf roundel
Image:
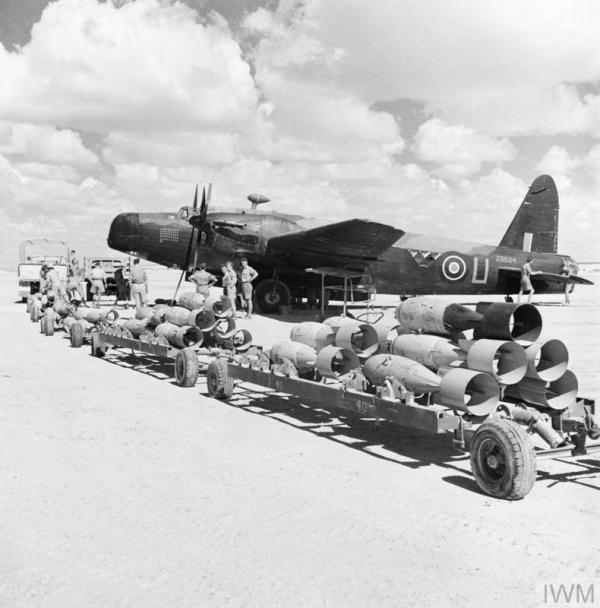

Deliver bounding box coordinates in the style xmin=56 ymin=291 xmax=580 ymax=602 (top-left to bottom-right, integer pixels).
xmin=441 ymin=254 xmax=467 ymax=281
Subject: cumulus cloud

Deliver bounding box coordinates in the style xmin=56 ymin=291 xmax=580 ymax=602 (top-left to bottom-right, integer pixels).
xmin=0 ymin=121 xmax=98 ymax=169
xmin=413 ymin=118 xmax=516 ymax=178
xmin=244 ymin=0 xmax=600 ymax=137
xmin=0 ymin=0 xmax=258 ymax=132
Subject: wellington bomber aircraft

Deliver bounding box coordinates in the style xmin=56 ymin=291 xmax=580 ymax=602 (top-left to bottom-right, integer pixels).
xmin=107 ymin=175 xmax=592 ymax=312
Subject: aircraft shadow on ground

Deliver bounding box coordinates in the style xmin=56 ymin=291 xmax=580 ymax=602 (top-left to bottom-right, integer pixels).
xmin=90 ymin=346 xmax=600 ymax=497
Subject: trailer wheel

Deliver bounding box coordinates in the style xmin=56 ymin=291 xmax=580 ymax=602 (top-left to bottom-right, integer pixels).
xmin=44 ymin=310 xmax=55 ymax=336
xmin=206 ymin=358 xmax=233 ymax=399
xmin=30 ymin=300 xmax=41 ymax=322
xmin=174 ymin=348 xmax=200 ymax=387
xmin=70 ymin=321 xmax=84 ymax=347
xmin=470 ymin=418 xmax=536 ymax=500
xmin=90 ymin=332 xmax=106 ymax=358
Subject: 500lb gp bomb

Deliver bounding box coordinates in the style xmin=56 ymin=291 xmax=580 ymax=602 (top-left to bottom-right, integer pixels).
xmin=290 ymin=322 xmax=336 ymax=351
xmin=178 ymin=291 xmax=206 ymax=311
xmin=464 ymin=339 xmax=527 ymax=385
xmin=269 ymin=341 xmax=317 ymax=373
xmin=474 ymin=302 xmax=542 ymax=342
xmin=334 ymin=320 xmax=378 ymax=358
xmin=165 ymin=306 xmax=194 ymax=327
xmin=524 ymin=339 xmax=569 ymax=382
xmin=505 ymin=370 xmax=578 ymax=411
xmin=364 ymin=354 xmax=442 ymax=394
xmin=154 ymin=322 xmax=203 ymax=348
xmin=316 ymin=346 xmax=360 ymax=378
xmin=390 ymin=334 xmax=465 ymax=370
xmin=395 ymin=297 xmax=482 ymax=336
xmin=435 ymin=367 xmax=499 ymax=416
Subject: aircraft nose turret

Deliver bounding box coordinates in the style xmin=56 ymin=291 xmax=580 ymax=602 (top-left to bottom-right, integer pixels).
xmin=107 ymin=212 xmax=140 ymax=253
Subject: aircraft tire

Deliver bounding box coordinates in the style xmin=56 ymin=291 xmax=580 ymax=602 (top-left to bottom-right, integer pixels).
xmin=174 ymin=348 xmax=199 ymax=387
xmin=469 ymin=418 xmax=536 ymax=500
xmin=254 ymin=279 xmax=291 ymax=314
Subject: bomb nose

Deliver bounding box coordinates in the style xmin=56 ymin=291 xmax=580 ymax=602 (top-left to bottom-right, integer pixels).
xmin=107 ymin=213 xmax=140 ymax=252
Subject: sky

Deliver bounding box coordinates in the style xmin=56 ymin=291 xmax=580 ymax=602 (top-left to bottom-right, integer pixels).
xmin=1 ymin=0 xmax=599 ymax=268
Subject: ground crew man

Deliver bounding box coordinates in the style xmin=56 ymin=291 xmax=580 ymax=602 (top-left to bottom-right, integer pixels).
xmin=67 ymin=259 xmax=87 ymax=304
xmin=129 ymin=258 xmax=148 ymax=312
xmin=189 ymin=263 xmax=217 ymax=298
xmin=517 ymin=257 xmax=538 ymax=304
xmin=89 ymin=263 xmax=106 ymax=308
xmin=221 ymin=262 xmax=237 ymax=314
xmin=239 ymin=257 xmax=258 ymax=318
xmin=39 ymin=263 xmax=49 ymax=292
xmin=560 ymin=258 xmax=574 ymax=306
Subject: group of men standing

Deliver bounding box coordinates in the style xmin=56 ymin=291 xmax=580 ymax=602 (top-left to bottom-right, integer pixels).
xmin=188 ymin=257 xmax=258 ymax=318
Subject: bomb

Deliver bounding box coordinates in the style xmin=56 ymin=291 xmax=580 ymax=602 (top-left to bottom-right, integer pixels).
xmin=154 ymin=322 xmax=203 ymax=348
xmin=390 ymin=333 xmax=464 ymax=371
xmin=395 ymin=297 xmax=482 ymax=336
xmin=363 ymin=353 xmax=442 ymax=394
xmin=269 ymin=341 xmax=318 ymax=373
xmin=290 ymin=322 xmax=336 ymax=351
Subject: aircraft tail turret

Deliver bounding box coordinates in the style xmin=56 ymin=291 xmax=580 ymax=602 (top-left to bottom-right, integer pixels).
xmin=499 ymin=174 xmax=558 ymax=253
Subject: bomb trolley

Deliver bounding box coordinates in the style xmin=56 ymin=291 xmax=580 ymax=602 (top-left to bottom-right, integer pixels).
xmin=205 ymin=356 xmax=600 ymax=500
xmin=90 ymin=328 xmax=205 ymax=387
xmin=91 ymin=325 xmax=251 ymax=388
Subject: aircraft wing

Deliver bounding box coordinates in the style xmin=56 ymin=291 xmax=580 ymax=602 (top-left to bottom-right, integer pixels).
xmin=266 ymin=219 xmax=404 ymax=268
xmin=498 ymin=267 xmax=594 ymax=286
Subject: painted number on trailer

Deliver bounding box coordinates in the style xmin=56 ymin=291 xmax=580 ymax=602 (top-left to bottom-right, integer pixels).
xmin=356 ymin=400 xmax=371 ymax=415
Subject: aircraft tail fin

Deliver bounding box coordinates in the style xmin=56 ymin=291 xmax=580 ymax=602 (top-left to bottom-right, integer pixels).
xmin=499 ymin=175 xmax=559 ymax=253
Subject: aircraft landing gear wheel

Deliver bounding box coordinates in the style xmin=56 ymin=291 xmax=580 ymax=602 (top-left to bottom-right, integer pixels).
xmin=174 ymin=348 xmax=200 ymax=387
xmin=470 ymin=418 xmax=536 ymax=500
xmin=206 ymin=359 xmax=234 ymax=399
xmin=70 ymin=321 xmax=84 ymax=347
xmin=254 ymin=279 xmax=291 ymax=314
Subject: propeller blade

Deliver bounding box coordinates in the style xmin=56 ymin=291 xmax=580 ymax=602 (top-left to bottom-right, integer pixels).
xmin=192 ymin=184 xmax=199 ymax=213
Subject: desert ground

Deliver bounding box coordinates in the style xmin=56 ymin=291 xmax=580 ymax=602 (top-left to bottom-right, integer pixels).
xmin=1 ymin=267 xmax=599 ymax=608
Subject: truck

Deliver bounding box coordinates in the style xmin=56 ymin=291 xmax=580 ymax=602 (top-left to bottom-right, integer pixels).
xmin=83 ymin=256 xmax=129 ymax=301
xmin=17 ymin=239 xmax=70 ymax=301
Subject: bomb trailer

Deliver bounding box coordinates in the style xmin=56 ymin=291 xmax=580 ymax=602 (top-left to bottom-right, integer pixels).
xmin=87 ymin=300 xmax=600 ymax=501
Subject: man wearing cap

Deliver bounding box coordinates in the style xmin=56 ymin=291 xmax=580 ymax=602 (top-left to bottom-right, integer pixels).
xmin=189 ymin=263 xmax=217 ymax=298
xmin=239 ymin=257 xmax=258 ymax=319
xmin=129 ymin=258 xmax=148 ymax=312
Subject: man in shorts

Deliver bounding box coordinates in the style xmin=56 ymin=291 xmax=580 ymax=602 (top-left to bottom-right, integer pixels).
xmin=189 ymin=263 xmax=217 ymax=298
xmin=129 ymin=258 xmax=148 ymax=312
xmin=67 ymin=259 xmax=87 ymax=305
xmin=239 ymin=257 xmax=258 ymax=318
xmin=221 ymin=262 xmax=237 ymax=314
xmin=517 ymin=257 xmax=538 ymax=304
xmin=89 ymin=263 xmax=106 ymax=308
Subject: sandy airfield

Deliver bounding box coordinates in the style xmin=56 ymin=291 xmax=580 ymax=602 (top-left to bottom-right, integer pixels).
xmin=1 ymin=268 xmax=599 ymax=608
